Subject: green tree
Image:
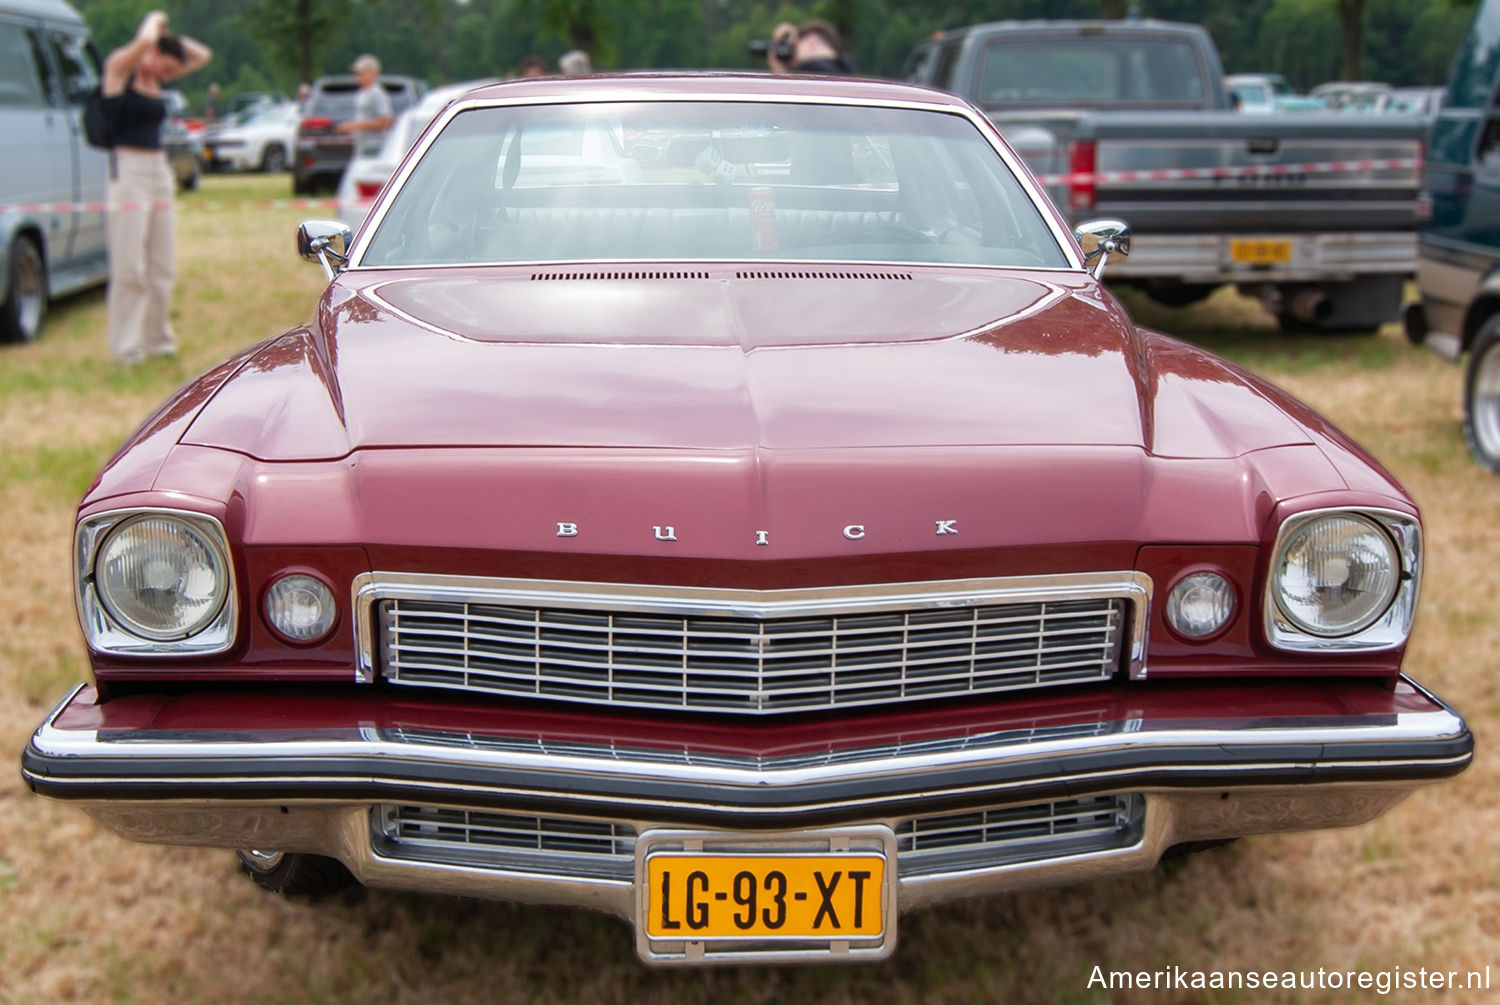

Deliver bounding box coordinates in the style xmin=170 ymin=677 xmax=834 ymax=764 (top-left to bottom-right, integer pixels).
xmin=239 ymin=0 xmax=350 ymax=85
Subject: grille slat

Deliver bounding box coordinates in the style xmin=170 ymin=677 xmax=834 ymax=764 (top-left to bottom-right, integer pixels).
xmin=379 ymin=586 xmax=1128 ymax=715
xmin=373 ymin=795 xmax=1142 ymax=880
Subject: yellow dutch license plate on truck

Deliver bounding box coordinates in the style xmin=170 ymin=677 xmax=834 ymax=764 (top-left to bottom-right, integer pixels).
xmin=645 ymin=854 xmax=886 ymax=939
xmin=1229 ymin=238 xmax=1293 ymax=265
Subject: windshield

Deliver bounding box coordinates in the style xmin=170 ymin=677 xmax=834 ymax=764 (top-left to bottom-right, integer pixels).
xmin=360 ymin=101 xmax=1068 ymax=269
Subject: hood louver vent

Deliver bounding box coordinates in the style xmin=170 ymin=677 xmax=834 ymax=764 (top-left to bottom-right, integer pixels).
xmin=735 ymin=270 xmax=913 ymax=281
xmin=531 ymin=270 xmax=711 ymax=281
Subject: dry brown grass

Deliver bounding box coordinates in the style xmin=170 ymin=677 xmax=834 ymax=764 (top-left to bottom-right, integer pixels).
xmin=1 ymin=176 xmax=1496 ymax=1004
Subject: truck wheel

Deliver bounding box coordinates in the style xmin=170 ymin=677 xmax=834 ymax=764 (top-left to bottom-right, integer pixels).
xmin=236 ymin=849 xmax=354 ymax=895
xmin=262 ymin=144 xmax=287 ymax=173
xmin=1 ymin=233 xmax=47 ymax=343
xmin=1464 ymin=318 xmax=1500 ymax=473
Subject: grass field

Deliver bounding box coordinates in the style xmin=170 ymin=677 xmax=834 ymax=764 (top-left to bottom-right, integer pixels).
xmin=1 ymin=174 xmax=1496 ymax=1003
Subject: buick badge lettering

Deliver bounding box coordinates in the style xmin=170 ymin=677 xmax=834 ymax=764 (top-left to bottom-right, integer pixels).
xmin=548 ymin=519 xmax=959 ymax=543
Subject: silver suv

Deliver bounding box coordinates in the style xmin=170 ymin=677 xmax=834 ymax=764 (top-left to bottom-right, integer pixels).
xmin=0 ymin=0 xmax=109 ymax=343
xmin=292 ymin=73 xmax=424 ymax=195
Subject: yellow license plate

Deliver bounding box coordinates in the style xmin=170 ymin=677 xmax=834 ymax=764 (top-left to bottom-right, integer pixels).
xmin=644 ymin=853 xmax=886 ymax=939
xmin=1229 ymin=238 xmax=1292 ymax=264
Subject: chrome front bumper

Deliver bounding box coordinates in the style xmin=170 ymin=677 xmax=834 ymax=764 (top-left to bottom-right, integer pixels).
xmin=1111 ymin=230 xmax=1416 ymax=282
xmin=21 ymin=678 xmax=1472 ymax=964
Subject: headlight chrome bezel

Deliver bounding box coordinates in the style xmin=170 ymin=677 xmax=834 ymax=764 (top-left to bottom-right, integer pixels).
xmin=1265 ymin=507 xmax=1421 ymax=653
xmin=76 ymin=508 xmax=237 ymax=656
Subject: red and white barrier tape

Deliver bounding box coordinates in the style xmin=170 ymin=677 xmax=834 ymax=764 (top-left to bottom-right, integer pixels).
xmin=1033 ymin=156 xmax=1419 ymax=186
xmin=0 ymin=157 xmax=1421 ymax=214
xmin=0 ymin=198 xmax=342 ymax=213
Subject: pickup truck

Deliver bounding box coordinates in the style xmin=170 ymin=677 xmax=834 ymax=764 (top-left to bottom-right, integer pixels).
xmin=903 ymin=18 xmax=1427 ymax=333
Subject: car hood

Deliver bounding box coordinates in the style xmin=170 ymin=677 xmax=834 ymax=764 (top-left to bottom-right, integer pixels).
xmin=181 ymin=267 xmax=1317 ymax=461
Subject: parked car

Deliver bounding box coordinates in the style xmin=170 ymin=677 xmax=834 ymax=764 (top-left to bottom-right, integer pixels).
xmin=203 ymin=101 xmax=299 ymax=172
xmin=1385 ymin=86 xmax=1445 ymax=117
xmin=336 ymin=80 xmax=496 ymax=231
xmin=22 ymin=74 xmax=1471 ymax=967
xmin=0 ymin=0 xmax=109 ymax=343
xmin=1226 ymin=72 xmax=1326 ymax=113
xmin=1224 ymin=73 xmax=1276 ymax=113
xmin=293 ymin=73 xmax=424 ymax=194
xmin=1310 ymin=80 xmax=1394 ymax=112
xmin=228 ymin=89 xmax=289 ymax=116
xmin=904 ymin=20 xmax=1427 ymax=332
xmin=1406 ymin=0 xmax=1500 ymax=470
xmin=162 ymin=116 xmax=201 ymax=190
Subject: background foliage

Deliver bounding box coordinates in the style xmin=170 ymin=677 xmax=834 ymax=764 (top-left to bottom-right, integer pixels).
xmin=76 ymin=0 xmax=1477 ymax=114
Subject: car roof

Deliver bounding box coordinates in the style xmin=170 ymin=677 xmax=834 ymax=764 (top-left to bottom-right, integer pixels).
xmin=454 ymin=72 xmax=974 ymax=111
xmin=914 ymin=18 xmax=1212 ymax=42
xmin=3 ymin=0 xmax=86 ymax=23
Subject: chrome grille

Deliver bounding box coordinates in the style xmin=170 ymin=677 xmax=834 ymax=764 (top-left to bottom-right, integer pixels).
xmin=374 ymin=806 xmax=637 ymax=879
xmin=371 ymin=795 xmax=1142 ymax=879
xmin=371 ymin=576 xmax=1137 ymax=715
xmin=896 ymin=794 xmax=1142 ymax=876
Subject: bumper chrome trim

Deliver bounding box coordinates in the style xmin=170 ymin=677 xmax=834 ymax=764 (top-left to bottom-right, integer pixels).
xmin=21 ymin=678 xmax=1469 ymax=964
xmin=23 ymin=679 xmax=1471 ymax=824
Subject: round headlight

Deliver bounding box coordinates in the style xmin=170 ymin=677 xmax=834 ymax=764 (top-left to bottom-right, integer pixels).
xmin=1273 ymin=513 xmax=1400 ymax=637
xmin=264 ymin=574 xmax=337 ymax=642
xmin=95 ymin=515 xmax=229 ymax=640
xmin=1166 ymin=572 xmax=1236 ymax=639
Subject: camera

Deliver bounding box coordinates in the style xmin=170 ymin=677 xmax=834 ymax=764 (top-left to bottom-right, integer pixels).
xmin=749 ymin=37 xmax=795 ymax=61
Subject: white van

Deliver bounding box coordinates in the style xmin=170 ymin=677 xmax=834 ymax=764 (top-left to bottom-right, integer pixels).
xmin=0 ymin=0 xmax=108 ymax=343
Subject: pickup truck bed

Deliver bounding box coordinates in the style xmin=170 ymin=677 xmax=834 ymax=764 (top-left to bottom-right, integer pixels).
xmin=906 ymin=19 xmax=1427 ymax=332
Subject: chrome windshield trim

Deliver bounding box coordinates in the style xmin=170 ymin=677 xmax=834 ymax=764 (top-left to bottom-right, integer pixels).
xmin=346 ymin=90 xmax=1082 ymax=272
xmin=350 ymin=571 xmax=1152 ymax=687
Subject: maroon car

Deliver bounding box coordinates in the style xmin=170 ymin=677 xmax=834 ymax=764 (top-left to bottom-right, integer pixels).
xmin=23 ymin=75 xmax=1470 ymax=966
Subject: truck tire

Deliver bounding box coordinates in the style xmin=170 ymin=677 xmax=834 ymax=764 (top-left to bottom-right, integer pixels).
xmin=236 ymin=849 xmax=354 ymax=895
xmin=1464 ymin=317 xmax=1500 ymax=473
xmin=1140 ymin=280 xmax=1216 ymax=309
xmin=1 ymin=233 xmax=47 ymax=343
xmin=262 ymin=144 xmax=287 ymax=173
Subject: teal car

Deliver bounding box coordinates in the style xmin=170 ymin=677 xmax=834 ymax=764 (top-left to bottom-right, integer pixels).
xmin=1407 ymin=0 xmax=1500 ymax=470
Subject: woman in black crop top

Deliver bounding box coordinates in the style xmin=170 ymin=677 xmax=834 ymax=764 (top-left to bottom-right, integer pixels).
xmin=100 ymin=10 xmax=211 ymax=365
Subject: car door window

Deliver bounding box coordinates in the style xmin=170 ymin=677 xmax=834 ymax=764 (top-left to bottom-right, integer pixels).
xmin=0 ymin=21 xmax=49 ymax=108
xmin=47 ymin=30 xmax=99 ymax=105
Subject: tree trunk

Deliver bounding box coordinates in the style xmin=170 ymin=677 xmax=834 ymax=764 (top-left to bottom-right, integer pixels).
xmin=1337 ymin=0 xmax=1364 ymax=81
xmin=1100 ymin=0 xmax=1128 ymax=18
xmin=296 ymin=0 xmax=312 ymax=85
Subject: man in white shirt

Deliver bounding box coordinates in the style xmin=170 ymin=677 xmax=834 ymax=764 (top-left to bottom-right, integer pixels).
xmin=337 ymin=53 xmax=392 ymax=156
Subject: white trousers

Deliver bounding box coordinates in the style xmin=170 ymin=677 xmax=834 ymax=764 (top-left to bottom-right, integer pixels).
xmin=106 ymin=150 xmax=176 ymax=363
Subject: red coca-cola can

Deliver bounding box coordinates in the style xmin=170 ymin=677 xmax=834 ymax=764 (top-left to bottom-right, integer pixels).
xmin=749 ymin=187 xmax=777 ymax=253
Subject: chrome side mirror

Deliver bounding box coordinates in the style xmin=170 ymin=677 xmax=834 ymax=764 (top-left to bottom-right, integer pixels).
xmin=1073 ymin=219 xmax=1131 ymax=279
xmin=298 ymin=220 xmax=354 ymax=280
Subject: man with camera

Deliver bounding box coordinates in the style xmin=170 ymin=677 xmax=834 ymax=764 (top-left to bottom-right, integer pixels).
xmin=754 ymin=20 xmax=856 ymax=75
